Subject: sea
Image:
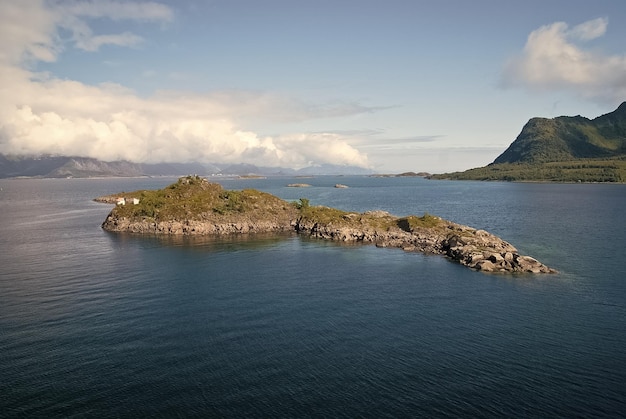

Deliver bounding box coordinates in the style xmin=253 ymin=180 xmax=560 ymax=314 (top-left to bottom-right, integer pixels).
xmin=1 ymin=175 xmax=625 ymax=418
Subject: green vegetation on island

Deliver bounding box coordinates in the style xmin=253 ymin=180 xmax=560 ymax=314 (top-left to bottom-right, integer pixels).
xmin=101 ymin=175 xmax=297 ymax=223
xmin=432 ymin=101 xmax=626 ymax=182
xmin=432 ymin=159 xmax=626 ymax=182
xmin=295 ymin=196 xmax=443 ymax=232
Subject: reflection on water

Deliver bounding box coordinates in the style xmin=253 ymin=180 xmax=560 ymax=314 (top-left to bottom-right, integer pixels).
xmin=105 ymin=230 xmax=298 ymax=252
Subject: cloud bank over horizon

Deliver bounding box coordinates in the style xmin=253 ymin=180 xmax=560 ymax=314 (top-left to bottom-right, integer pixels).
xmin=501 ymin=18 xmax=626 ymax=105
xmin=0 ymin=1 xmax=370 ymax=169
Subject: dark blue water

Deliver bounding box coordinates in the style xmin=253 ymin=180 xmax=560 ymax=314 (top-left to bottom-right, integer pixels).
xmin=1 ymin=176 xmax=625 ymax=417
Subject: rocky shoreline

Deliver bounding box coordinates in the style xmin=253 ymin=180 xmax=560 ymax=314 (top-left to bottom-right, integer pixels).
xmin=293 ymin=214 xmax=556 ymax=274
xmin=98 ymin=176 xmax=556 ymax=274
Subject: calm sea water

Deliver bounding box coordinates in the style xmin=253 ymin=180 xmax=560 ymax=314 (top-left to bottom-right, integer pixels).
xmin=1 ymin=176 xmax=625 ymax=417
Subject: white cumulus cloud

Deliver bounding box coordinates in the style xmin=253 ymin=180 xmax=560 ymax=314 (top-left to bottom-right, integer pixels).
xmin=0 ymin=1 xmax=60 ymax=63
xmin=75 ymin=32 xmax=144 ymax=51
xmin=501 ymin=18 xmax=626 ymax=104
xmin=0 ymin=0 xmax=370 ymax=169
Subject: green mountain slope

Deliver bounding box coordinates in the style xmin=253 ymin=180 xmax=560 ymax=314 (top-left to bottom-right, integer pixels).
xmin=494 ymin=102 xmax=626 ymax=164
xmin=433 ymin=102 xmax=626 ymax=182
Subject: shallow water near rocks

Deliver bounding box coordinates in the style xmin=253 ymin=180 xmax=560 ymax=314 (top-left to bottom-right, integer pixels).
xmin=1 ymin=176 xmax=625 ymax=417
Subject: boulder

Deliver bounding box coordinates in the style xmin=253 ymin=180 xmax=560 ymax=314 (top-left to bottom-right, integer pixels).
xmin=476 ymin=260 xmax=496 ymax=272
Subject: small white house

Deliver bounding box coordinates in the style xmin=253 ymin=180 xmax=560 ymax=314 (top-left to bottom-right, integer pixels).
xmin=116 ymin=197 xmax=139 ymax=205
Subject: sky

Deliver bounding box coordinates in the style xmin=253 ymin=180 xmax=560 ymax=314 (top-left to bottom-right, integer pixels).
xmin=1 ymin=0 xmax=625 ymax=173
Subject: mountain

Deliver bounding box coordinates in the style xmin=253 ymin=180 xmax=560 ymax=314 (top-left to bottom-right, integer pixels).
xmin=0 ymin=155 xmax=372 ymax=178
xmin=493 ymin=102 xmax=626 ymax=164
xmin=0 ymin=155 xmax=72 ymax=178
xmin=46 ymin=158 xmax=145 ymax=178
xmin=432 ymin=102 xmax=626 ymax=182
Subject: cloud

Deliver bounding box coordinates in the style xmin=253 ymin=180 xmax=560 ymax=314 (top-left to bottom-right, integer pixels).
xmin=501 ymin=18 xmax=626 ymax=104
xmin=75 ymin=32 xmax=144 ymax=51
xmin=358 ymin=135 xmax=443 ymax=149
xmin=0 ymin=66 xmax=369 ymax=168
xmin=151 ymin=89 xmax=384 ymax=124
xmin=0 ymin=0 xmax=173 ymax=64
xmin=57 ymin=0 xmax=173 ymax=53
xmin=302 ymin=101 xmax=392 ymax=120
xmin=0 ymin=1 xmax=369 ymax=169
xmin=569 ymin=17 xmax=607 ymax=41
xmin=57 ymin=0 xmax=174 ymax=22
xmin=0 ymin=1 xmax=60 ymax=63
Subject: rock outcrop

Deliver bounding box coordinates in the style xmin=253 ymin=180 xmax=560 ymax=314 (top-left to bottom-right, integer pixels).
xmin=102 ymin=216 xmax=295 ymax=235
xmin=98 ymin=176 xmax=556 ymax=274
xmin=293 ymin=212 xmax=556 ymax=274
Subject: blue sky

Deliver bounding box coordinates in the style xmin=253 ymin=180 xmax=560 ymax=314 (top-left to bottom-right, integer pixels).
xmin=1 ymin=0 xmax=625 ymax=172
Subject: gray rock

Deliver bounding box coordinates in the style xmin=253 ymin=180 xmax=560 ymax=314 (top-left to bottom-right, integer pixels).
xmin=476 ymin=260 xmax=496 ymax=272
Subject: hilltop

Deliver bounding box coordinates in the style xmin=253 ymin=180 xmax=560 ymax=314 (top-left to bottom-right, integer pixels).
xmin=97 ymin=176 xmax=555 ymax=274
xmin=432 ymin=102 xmax=626 ymax=182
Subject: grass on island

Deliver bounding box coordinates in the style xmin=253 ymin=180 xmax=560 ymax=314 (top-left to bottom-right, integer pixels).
xmin=105 ymin=176 xmax=445 ymax=233
xmin=295 ymin=197 xmax=443 ymax=232
xmin=111 ymin=175 xmax=295 ymax=221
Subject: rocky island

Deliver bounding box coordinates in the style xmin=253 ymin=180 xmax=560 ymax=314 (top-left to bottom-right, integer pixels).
xmin=98 ymin=176 xmax=556 ymax=274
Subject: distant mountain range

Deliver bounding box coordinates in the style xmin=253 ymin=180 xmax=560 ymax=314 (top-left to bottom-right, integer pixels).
xmin=432 ymin=101 xmax=626 ymax=182
xmin=0 ymin=154 xmax=372 ymax=178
